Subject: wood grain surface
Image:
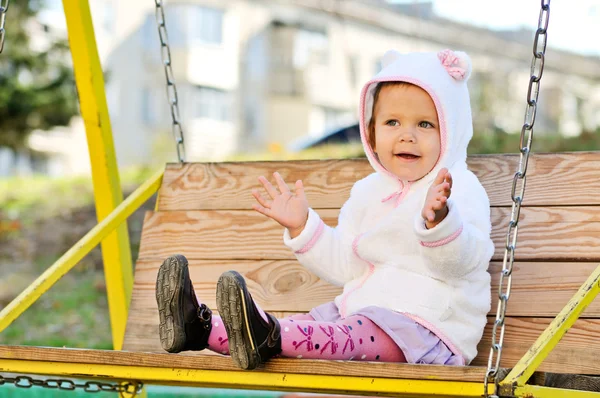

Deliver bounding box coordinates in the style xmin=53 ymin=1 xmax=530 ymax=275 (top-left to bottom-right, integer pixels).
xmin=130 ymin=259 xmax=600 ymax=317
xmin=137 ymin=207 xmax=600 ymax=262
xmin=157 ymin=153 xmax=600 ymax=210
xmin=124 ymin=258 xmax=600 ymax=374
xmin=121 ymin=302 xmax=600 ymax=375
xmin=0 ymin=345 xmax=487 ymax=382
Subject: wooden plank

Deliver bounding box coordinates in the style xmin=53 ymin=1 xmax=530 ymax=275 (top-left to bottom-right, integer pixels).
xmin=158 ymin=153 xmax=600 ymax=210
xmin=125 ymin=261 xmax=600 ymax=374
xmin=158 ymin=160 xmax=372 ymax=211
xmin=138 ymin=207 xmax=600 ymax=262
xmin=469 ymin=152 xmax=600 ymax=208
xmin=474 ymin=317 xmax=600 ymax=375
xmin=490 ymin=206 xmax=600 ymax=261
xmin=130 ymin=259 xmax=600 ymax=317
xmin=121 ymin=305 xmax=600 ymax=375
xmin=0 ymin=346 xmax=487 ymax=382
xmin=137 ymin=209 xmax=338 ymax=261
xmin=488 ymin=262 xmax=600 ymax=317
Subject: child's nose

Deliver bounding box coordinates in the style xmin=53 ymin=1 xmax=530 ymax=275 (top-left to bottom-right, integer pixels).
xmin=398 ymin=128 xmax=417 ymax=142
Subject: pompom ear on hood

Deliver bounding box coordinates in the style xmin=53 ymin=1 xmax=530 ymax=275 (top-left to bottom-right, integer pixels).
xmin=359 ymin=49 xmax=474 ymax=197
xmin=438 ymin=49 xmax=472 ymax=81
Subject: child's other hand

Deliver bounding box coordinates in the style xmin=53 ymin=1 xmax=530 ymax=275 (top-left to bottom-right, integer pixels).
xmin=252 ymin=172 xmax=309 ymax=238
xmin=422 ymin=168 xmax=452 ymax=229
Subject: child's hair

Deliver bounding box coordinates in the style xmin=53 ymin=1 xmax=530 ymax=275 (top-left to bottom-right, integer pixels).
xmin=368 ymin=81 xmax=415 ymax=149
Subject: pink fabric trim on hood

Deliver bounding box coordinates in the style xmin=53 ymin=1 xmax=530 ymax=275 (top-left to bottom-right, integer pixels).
xmin=359 ymin=76 xmax=448 ymax=207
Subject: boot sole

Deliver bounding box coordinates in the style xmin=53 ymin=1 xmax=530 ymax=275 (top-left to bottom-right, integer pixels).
xmin=216 ymin=271 xmax=260 ymax=370
xmin=156 ymin=254 xmax=188 ymax=353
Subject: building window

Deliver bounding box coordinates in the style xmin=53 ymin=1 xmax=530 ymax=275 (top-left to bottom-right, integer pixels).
xmin=293 ymin=28 xmax=329 ymax=68
xmin=156 ymin=5 xmax=224 ymax=48
xmin=164 ymin=6 xmax=188 ymax=48
xmin=189 ymin=6 xmax=224 ymax=45
xmin=195 ymin=86 xmax=232 ymax=121
xmin=142 ymin=16 xmax=156 ymax=52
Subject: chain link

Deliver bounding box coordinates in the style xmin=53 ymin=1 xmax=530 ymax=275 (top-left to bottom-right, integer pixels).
xmin=0 ymin=0 xmax=10 ymax=54
xmin=0 ymin=374 xmax=143 ymax=395
xmin=484 ymin=1 xmax=550 ymax=397
xmin=154 ymin=0 xmax=186 ymax=162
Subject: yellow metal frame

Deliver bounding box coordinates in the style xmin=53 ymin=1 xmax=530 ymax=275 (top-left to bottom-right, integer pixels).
xmin=515 ymin=385 xmax=600 ymax=398
xmin=0 ymin=358 xmax=486 ymax=397
xmin=498 ymin=265 xmax=600 ymax=396
xmin=1 ymin=0 xmax=600 ymax=397
xmin=62 ymin=0 xmax=133 ymax=351
xmin=1 ymin=356 xmax=600 ymax=398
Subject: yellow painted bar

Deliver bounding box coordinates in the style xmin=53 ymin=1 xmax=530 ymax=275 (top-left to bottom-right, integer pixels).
xmin=62 ymin=0 xmax=133 ymax=351
xmin=0 ymin=170 xmax=163 ymax=334
xmin=0 ymin=359 xmax=484 ymax=398
xmin=515 ymin=384 xmax=600 ymax=398
xmin=501 ymin=265 xmax=600 ymax=389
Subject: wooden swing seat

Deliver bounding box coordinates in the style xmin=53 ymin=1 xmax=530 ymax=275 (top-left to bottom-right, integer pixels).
xmin=2 ymin=152 xmax=600 ymax=396
xmin=125 ymin=151 xmax=600 ymax=373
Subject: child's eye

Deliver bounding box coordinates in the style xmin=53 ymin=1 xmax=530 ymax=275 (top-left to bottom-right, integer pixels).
xmin=385 ymin=120 xmax=399 ymax=127
xmin=419 ymin=121 xmax=434 ymax=128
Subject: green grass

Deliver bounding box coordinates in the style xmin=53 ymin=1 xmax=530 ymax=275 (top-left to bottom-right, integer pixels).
xmin=0 ymin=166 xmax=155 ymax=225
xmin=468 ymin=129 xmax=600 ymax=154
xmin=0 ymin=266 xmax=112 ymax=349
xmin=0 ymin=166 xmax=156 ymax=350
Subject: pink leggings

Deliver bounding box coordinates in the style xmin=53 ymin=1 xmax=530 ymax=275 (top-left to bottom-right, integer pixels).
xmin=206 ymin=312 xmax=406 ymax=362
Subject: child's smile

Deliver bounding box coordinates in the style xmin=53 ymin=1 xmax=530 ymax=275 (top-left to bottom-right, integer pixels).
xmin=371 ymin=83 xmax=441 ymax=182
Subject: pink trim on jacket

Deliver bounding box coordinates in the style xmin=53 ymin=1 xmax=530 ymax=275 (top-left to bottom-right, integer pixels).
xmin=295 ymin=219 xmax=325 ymax=254
xmin=419 ymin=224 xmax=463 ymax=248
xmin=402 ymin=312 xmax=466 ymax=365
xmin=339 ymin=234 xmax=375 ymax=318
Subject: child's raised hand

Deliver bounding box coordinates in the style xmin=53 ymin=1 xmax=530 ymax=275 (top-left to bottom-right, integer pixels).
xmin=422 ymin=168 xmax=452 ymax=229
xmin=252 ymin=172 xmax=309 ymax=237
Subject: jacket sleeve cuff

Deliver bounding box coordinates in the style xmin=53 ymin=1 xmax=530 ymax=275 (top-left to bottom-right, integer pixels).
xmin=283 ymin=208 xmax=325 ymax=253
xmin=414 ymin=200 xmax=463 ymax=247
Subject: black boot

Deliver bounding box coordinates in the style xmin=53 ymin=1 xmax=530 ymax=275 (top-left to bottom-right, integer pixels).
xmin=216 ymin=271 xmax=281 ymax=370
xmin=156 ymin=254 xmax=212 ymax=353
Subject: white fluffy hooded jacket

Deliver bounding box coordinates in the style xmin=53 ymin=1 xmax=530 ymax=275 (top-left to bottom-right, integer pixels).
xmin=283 ymin=50 xmax=494 ymax=364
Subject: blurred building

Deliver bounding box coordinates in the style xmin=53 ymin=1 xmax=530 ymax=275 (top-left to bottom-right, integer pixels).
xmin=4 ymin=0 xmax=600 ymax=175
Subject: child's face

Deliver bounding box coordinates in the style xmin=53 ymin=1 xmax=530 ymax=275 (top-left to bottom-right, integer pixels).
xmin=372 ymin=84 xmax=441 ymax=181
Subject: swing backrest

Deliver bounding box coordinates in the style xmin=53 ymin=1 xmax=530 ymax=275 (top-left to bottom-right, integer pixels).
xmin=123 ymin=152 xmax=600 ymax=374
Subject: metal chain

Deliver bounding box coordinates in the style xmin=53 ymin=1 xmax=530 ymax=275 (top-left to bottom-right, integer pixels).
xmin=0 ymin=0 xmax=9 ymax=54
xmin=484 ymin=1 xmax=550 ymax=397
xmin=154 ymin=0 xmax=186 ymax=162
xmin=0 ymin=374 xmax=143 ymax=396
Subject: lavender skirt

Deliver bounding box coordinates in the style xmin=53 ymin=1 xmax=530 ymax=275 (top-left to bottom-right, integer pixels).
xmin=309 ymin=302 xmax=464 ymax=365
